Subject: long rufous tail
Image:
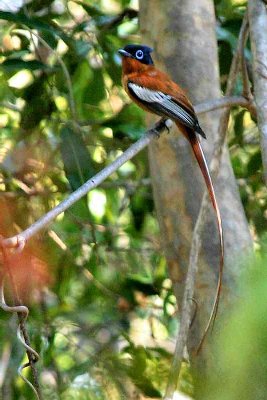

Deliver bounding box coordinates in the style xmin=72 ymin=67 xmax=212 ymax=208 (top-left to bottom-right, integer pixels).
xmin=177 ymin=122 xmax=224 ymax=353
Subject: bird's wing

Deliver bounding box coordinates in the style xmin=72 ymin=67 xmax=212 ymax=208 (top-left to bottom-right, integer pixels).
xmin=128 ymin=82 xmax=197 ymax=129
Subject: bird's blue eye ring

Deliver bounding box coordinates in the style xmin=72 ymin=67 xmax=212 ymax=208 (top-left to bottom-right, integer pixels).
xmin=136 ymin=50 xmax=144 ymax=59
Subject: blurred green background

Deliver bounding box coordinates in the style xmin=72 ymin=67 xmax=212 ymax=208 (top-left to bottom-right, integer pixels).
xmin=0 ymin=0 xmax=266 ymax=398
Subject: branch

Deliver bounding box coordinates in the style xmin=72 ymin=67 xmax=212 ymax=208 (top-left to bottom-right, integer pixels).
xmin=194 ymin=95 xmax=255 ymax=115
xmin=0 ymin=93 xmax=254 ymax=251
xmin=248 ymin=0 xmax=267 ymax=184
xmin=100 ymin=8 xmax=138 ymax=32
xmin=0 ymin=250 xmax=42 ymax=399
xmin=239 ymin=14 xmax=252 ymax=101
xmin=75 ymin=95 xmax=255 ymax=127
xmin=164 ymin=12 xmax=249 ymax=398
xmin=1 ymin=119 xmax=169 ymax=250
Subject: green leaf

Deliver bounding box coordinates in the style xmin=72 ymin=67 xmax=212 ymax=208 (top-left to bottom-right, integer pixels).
xmin=0 ymin=58 xmax=53 ymax=72
xmin=60 ymin=124 xmax=95 ymax=220
xmin=60 ymin=124 xmax=94 ymax=191
xmin=0 ymin=10 xmax=70 ymax=44
xmin=233 ymin=109 xmax=246 ymax=146
xmin=247 ymin=151 xmax=262 ymax=176
xmin=74 ymin=2 xmax=103 ymax=18
xmin=73 ymin=60 xmax=106 ymax=118
xmin=20 ymin=74 xmax=55 ymax=131
xmin=216 ymin=25 xmax=237 ymax=49
xmin=73 ymin=40 xmax=92 ymax=58
xmin=125 ymin=345 xmax=162 ymax=397
xmin=104 ymin=104 xmax=145 ymax=140
xmin=83 ymin=68 xmax=106 ymax=104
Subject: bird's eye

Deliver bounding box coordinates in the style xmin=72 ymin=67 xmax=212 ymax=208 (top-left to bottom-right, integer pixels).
xmin=135 ymin=50 xmax=144 ymax=60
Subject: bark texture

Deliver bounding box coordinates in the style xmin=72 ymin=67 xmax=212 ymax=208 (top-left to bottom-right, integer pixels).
xmin=139 ymin=0 xmax=252 ymax=367
xmin=248 ymin=0 xmax=267 ymax=184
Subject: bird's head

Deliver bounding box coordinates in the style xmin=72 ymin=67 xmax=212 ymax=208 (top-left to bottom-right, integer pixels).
xmin=118 ymin=44 xmax=154 ymax=65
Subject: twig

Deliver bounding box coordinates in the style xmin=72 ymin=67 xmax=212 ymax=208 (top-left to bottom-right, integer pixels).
xmin=239 ymin=14 xmax=252 ymax=101
xmin=194 ymin=95 xmax=253 ymax=114
xmin=0 ymin=249 xmax=42 ymax=399
xmin=248 ymin=0 xmax=267 ymax=184
xmin=163 ymin=12 xmax=250 ymax=398
xmin=99 ymin=8 xmax=138 ymax=32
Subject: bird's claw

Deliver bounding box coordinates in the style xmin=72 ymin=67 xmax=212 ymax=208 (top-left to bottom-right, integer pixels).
xmin=151 ymin=118 xmax=173 ymax=138
xmin=163 ymin=118 xmax=173 ymax=133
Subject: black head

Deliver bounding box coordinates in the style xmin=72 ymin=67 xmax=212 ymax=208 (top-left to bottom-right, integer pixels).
xmin=118 ymin=44 xmax=154 ymax=65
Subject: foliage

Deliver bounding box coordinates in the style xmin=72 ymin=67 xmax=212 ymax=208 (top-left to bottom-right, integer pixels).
xmin=200 ymin=254 xmax=267 ymax=400
xmin=0 ymin=0 xmax=266 ymax=399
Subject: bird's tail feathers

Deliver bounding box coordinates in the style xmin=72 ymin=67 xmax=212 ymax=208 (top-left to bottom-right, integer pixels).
xmin=177 ymin=123 xmax=224 ymax=353
xmin=195 ymin=123 xmax=206 ymax=139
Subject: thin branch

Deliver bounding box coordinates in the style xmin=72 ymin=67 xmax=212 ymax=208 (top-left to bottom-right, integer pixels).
xmin=1 ymin=119 xmax=169 ymax=250
xmin=164 ymin=12 xmax=249 ymax=398
xmin=99 ymin=8 xmax=138 ymax=32
xmin=78 ymin=95 xmax=255 ymax=126
xmin=0 ymin=250 xmax=42 ymax=399
xmin=248 ymin=0 xmax=267 ymax=184
xmin=239 ymin=14 xmax=252 ymax=101
xmin=0 ymin=92 xmax=254 ymax=251
xmin=194 ymin=95 xmax=255 ymax=115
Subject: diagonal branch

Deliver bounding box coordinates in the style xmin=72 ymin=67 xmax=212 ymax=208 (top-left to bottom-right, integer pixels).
xmin=0 ymin=93 xmax=255 ymax=252
xmin=1 ymin=119 xmax=169 ymax=250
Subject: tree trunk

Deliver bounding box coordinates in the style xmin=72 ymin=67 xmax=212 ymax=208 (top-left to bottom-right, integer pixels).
xmin=248 ymin=0 xmax=267 ymax=184
xmin=140 ymin=0 xmax=252 ymax=372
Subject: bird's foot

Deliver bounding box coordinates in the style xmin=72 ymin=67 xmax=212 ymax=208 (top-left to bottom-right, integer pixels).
xmin=151 ymin=118 xmax=173 ymax=138
xmin=163 ymin=118 xmax=173 ymax=133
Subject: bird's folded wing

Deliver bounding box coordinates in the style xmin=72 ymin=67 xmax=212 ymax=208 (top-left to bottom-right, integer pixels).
xmin=128 ymin=82 xmax=197 ymax=130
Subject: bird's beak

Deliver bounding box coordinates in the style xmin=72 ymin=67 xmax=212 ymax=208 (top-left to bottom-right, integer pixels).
xmin=118 ymin=49 xmax=133 ymax=58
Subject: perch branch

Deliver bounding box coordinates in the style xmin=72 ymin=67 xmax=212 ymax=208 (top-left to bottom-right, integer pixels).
xmin=248 ymin=0 xmax=267 ymax=184
xmin=1 ymin=119 xmax=169 ymax=250
xmin=0 ymin=93 xmax=255 ymax=251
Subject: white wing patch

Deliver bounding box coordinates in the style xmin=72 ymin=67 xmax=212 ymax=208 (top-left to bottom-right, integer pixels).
xmin=128 ymin=82 xmax=195 ymax=127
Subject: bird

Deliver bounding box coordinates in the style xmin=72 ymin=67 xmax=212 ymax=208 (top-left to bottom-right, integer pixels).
xmin=118 ymin=44 xmax=224 ymax=351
